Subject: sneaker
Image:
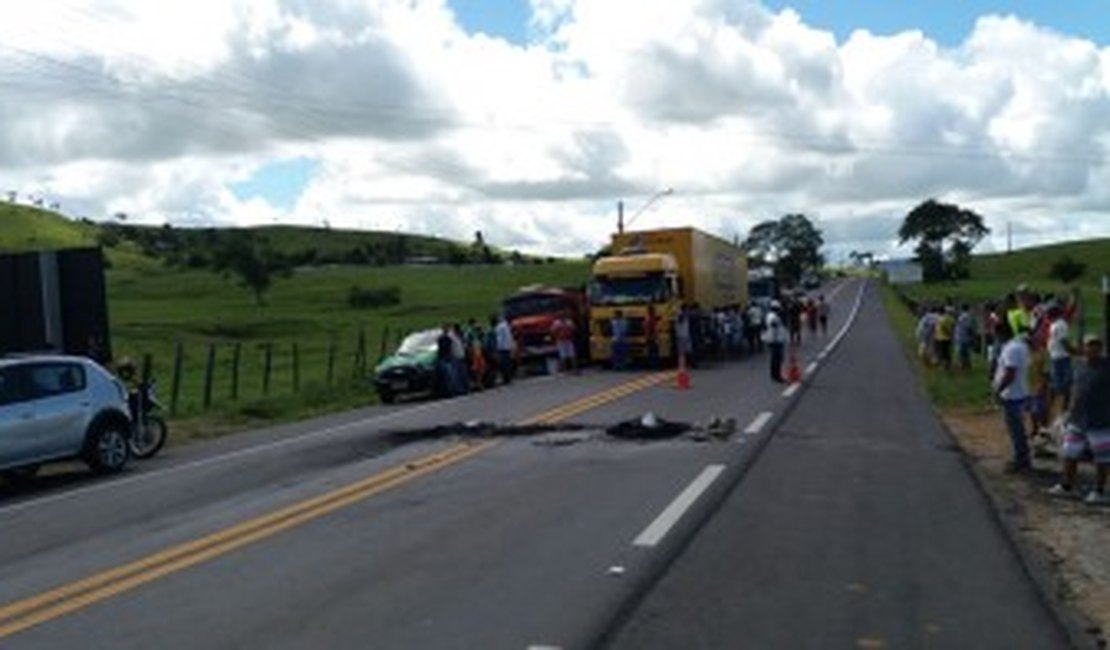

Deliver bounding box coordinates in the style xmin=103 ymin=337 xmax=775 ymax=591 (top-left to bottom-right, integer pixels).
xmin=1084 ymin=491 xmax=1108 ymax=505
xmin=1046 ymin=484 xmax=1075 ymax=498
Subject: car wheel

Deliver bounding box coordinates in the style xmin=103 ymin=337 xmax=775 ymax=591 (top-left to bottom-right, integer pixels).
xmin=378 ymin=389 xmax=396 ymax=404
xmin=84 ymin=422 xmax=130 ymax=474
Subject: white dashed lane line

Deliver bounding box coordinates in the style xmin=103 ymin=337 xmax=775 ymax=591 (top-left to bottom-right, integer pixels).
xmin=633 ymin=465 xmax=726 ymax=548
xmin=744 ymin=411 xmax=774 ymax=436
xmin=782 ymin=383 xmax=800 ymax=398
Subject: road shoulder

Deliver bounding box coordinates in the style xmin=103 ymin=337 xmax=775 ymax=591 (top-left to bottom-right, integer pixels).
xmin=944 ymin=410 xmax=1109 ymax=650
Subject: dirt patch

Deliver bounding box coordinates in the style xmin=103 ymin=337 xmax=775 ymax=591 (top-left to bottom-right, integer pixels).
xmin=944 ymin=410 xmax=1109 ymax=646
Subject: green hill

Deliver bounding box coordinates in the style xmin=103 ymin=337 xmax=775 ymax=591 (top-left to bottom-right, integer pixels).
xmin=0 ymin=203 xmax=98 ymax=251
xmin=901 ymin=237 xmax=1109 ymax=304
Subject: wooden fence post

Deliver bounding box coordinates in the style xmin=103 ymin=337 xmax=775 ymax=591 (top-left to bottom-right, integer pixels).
xmin=170 ymin=342 xmax=183 ymax=416
xmin=202 ymin=343 xmax=216 ymax=410
xmin=353 ymin=329 xmax=366 ymax=378
xmin=292 ymin=342 xmax=300 ymax=393
xmin=378 ymin=325 xmax=391 ymax=361
xmin=262 ymin=343 xmax=273 ymax=396
xmin=231 ymin=342 xmax=241 ymax=401
xmin=326 ymin=338 xmax=336 ymax=385
xmin=140 ymin=353 xmax=152 ymax=385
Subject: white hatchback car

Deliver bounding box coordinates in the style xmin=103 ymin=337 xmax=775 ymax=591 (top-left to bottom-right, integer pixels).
xmin=0 ymin=355 xmax=132 ymax=480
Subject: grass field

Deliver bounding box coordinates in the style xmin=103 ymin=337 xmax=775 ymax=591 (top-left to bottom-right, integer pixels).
xmin=2 ymin=204 xmax=590 ymax=436
xmin=109 ymin=259 xmax=589 ymax=423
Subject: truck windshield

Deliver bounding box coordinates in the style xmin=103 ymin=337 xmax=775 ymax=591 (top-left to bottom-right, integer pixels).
xmin=503 ymin=295 xmax=565 ymax=320
xmin=589 ymin=275 xmax=671 ymax=306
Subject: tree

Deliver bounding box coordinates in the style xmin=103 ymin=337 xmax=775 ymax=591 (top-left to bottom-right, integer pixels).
xmin=743 ymin=214 xmax=825 ymax=285
xmin=898 ymin=199 xmax=989 ymax=282
xmin=211 ymin=232 xmax=290 ymax=305
xmin=1049 ymin=255 xmax=1086 ymax=284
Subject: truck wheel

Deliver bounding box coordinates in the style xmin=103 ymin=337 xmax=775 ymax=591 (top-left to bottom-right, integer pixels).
xmin=83 ymin=421 xmax=130 ymax=474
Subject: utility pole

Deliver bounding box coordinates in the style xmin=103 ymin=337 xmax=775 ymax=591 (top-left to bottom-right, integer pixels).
xmin=1007 ymin=221 xmax=1013 ymax=254
xmin=617 ymin=200 xmax=624 ymax=234
xmin=1103 ymin=275 xmax=1109 ymax=353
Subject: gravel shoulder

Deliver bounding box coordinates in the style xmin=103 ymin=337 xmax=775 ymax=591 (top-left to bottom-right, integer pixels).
xmin=944 ymin=410 xmax=1109 ymax=648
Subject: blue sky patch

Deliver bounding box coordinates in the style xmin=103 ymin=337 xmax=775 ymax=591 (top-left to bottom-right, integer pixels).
xmin=449 ymin=0 xmax=531 ymax=44
xmin=230 ymin=157 xmax=319 ymax=210
xmin=762 ymin=0 xmax=1109 ymax=47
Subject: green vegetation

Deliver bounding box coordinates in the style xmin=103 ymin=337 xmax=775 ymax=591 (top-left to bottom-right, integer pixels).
xmin=2 ymin=203 xmax=589 ymax=437
xmin=881 ymin=238 xmax=1110 ymax=411
xmin=879 ymin=284 xmax=993 ymax=410
xmin=0 ymin=203 xmax=97 ymax=250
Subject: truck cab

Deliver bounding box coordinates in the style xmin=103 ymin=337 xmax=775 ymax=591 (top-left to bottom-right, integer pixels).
xmin=588 ymin=253 xmax=681 ymax=363
xmin=502 ymin=286 xmax=588 ymax=366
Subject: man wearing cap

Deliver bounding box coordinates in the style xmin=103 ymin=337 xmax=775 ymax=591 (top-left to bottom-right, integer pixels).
xmin=1047 ymin=335 xmax=1110 ymax=504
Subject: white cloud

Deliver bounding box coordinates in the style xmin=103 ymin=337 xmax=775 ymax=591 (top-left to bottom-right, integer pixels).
xmin=1 ymin=0 xmax=1108 ymax=258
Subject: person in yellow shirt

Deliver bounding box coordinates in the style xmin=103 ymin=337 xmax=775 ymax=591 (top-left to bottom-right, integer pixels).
xmin=935 ymin=306 xmax=956 ymax=370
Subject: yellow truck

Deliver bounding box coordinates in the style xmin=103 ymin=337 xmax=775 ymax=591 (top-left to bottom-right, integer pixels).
xmin=588 ymin=227 xmax=748 ymax=364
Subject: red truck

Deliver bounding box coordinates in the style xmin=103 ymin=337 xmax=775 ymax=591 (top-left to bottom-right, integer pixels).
xmin=501 ymin=285 xmax=589 ymax=368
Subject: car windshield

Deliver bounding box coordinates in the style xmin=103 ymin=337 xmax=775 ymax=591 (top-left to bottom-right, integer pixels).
xmin=589 ymin=275 xmax=671 ymax=306
xmin=503 ymin=295 xmax=565 ymax=320
xmin=396 ymin=331 xmax=440 ymax=355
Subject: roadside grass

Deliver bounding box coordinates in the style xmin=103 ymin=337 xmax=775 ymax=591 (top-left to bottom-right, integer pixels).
xmin=879 ymin=283 xmax=995 ymax=411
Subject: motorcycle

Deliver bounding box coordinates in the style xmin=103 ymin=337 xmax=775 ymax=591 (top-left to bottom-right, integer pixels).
xmin=128 ymin=379 xmax=168 ymax=459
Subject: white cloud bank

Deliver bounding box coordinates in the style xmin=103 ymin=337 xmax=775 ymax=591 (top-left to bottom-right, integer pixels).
xmin=1 ymin=0 xmax=1108 ymax=259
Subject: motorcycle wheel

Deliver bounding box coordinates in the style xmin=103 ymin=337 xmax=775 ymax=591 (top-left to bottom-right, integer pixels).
xmin=130 ymin=416 xmax=168 ymax=459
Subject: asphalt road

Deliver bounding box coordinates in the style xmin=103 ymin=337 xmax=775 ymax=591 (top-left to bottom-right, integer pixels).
xmin=0 ymin=279 xmax=1067 ymax=649
xmin=605 ymin=281 xmax=1071 ymax=649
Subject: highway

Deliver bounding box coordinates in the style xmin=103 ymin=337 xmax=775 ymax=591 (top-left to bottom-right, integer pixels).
xmin=0 ymin=279 xmax=1069 ymax=649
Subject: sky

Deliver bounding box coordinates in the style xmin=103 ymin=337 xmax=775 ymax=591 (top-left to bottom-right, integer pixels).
xmin=1 ymin=0 xmax=1109 ymax=262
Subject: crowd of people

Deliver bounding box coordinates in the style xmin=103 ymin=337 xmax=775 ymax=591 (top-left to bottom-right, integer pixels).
xmin=605 ymin=293 xmax=830 ymax=381
xmin=915 ymin=284 xmax=1108 ymax=505
xmin=428 ymin=292 xmax=833 ymax=397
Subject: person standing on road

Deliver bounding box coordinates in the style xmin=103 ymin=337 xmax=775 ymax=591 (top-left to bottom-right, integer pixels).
xmin=1047 ymin=334 xmax=1110 ymax=504
xmin=745 ymin=302 xmax=763 ymax=353
xmin=551 ymin=314 xmax=578 ymax=374
xmin=787 ymin=298 xmax=802 ymax=346
xmin=763 ymin=301 xmax=788 ymax=383
xmin=675 ymin=305 xmax=693 ymax=367
xmin=993 ymin=320 xmax=1032 ymax=472
xmin=817 ymin=295 xmax=830 ymax=337
xmin=495 ymin=313 xmax=517 ymax=385
xmin=644 ymin=305 xmax=660 ymax=369
xmin=610 ymin=310 xmax=630 ymax=370
xmin=915 ymin=306 xmax=938 ymax=367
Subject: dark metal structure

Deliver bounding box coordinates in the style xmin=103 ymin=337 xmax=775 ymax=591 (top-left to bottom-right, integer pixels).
xmin=0 ymin=247 xmax=111 ymax=361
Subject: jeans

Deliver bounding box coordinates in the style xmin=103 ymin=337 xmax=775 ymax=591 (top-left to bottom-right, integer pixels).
xmin=769 ymin=343 xmax=784 ymax=382
xmin=1002 ymin=398 xmax=1030 ymax=466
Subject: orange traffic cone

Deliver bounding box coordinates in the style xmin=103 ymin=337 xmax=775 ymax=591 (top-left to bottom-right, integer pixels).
xmin=676 ymin=351 xmax=691 ymax=390
xmin=786 ymin=346 xmax=802 ymax=384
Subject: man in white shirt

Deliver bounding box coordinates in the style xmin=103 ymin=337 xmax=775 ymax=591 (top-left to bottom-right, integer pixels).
xmin=993 ymin=319 xmax=1032 ymax=472
xmin=763 ymin=301 xmax=788 ymax=383
xmin=1046 ymin=304 xmax=1075 ymax=414
xmin=495 ymin=314 xmax=517 ymax=384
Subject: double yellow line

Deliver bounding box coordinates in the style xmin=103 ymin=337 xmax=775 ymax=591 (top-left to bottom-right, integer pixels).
xmin=521 ymin=371 xmax=674 ymax=425
xmin=0 ymin=371 xmax=672 ymax=640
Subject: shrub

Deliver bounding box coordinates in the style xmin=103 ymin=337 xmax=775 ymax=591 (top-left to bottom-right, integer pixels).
xmin=347 ymin=285 xmax=401 ymax=309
